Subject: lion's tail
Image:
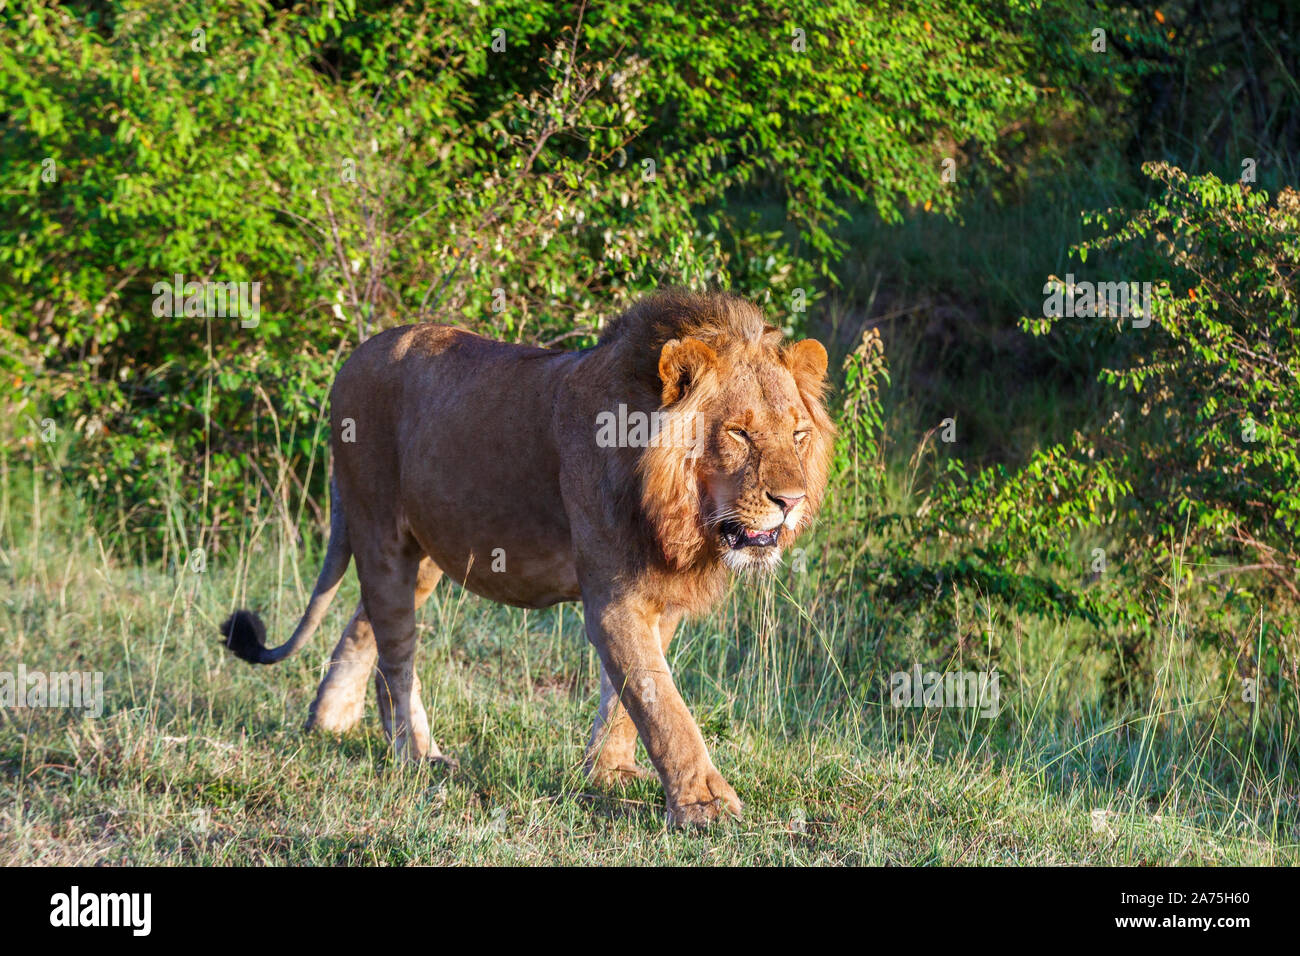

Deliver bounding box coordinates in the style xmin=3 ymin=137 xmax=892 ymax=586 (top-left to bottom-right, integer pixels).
xmin=220 ymin=480 xmax=351 ymax=665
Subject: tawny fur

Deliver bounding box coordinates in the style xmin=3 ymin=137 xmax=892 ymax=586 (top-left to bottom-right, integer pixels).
xmin=222 ymin=289 xmax=833 ymax=826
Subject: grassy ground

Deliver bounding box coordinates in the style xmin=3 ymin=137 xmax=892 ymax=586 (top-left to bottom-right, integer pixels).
xmin=4 ymin=168 xmax=1296 ymax=866
xmin=1 ymin=463 xmax=1296 ymax=866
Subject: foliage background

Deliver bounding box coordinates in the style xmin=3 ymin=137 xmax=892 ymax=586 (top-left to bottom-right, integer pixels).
xmin=2 ymin=0 xmax=1299 ymax=859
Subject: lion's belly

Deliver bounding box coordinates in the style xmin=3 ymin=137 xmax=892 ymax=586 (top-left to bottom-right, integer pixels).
xmin=389 ymin=334 xmax=585 ymax=609
xmin=405 ymin=459 xmax=582 ymax=608
xmin=420 ymin=534 xmax=581 ymax=608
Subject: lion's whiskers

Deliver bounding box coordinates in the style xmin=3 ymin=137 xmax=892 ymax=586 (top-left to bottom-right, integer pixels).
xmin=703 ymin=505 xmax=741 ymax=528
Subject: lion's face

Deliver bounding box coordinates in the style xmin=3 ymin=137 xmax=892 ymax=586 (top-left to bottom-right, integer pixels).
xmin=696 ymin=357 xmax=824 ymax=571
xmin=645 ymin=331 xmax=833 ymax=573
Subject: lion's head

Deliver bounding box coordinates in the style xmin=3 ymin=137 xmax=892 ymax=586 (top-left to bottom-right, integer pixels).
xmin=627 ymin=293 xmax=834 ymax=573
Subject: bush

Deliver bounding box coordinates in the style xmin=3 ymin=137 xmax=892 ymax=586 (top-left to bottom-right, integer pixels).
xmin=888 ymin=164 xmax=1300 ymax=675
xmin=2 ymin=0 xmax=1044 ymax=540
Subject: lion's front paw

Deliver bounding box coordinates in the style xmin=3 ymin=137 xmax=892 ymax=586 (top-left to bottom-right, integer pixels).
xmin=666 ymin=767 xmax=742 ymax=827
xmin=428 ymin=751 xmax=459 ymax=772
xmin=586 ymin=760 xmax=652 ymax=787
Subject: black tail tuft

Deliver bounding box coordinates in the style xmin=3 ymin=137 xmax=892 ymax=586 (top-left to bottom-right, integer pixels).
xmin=220 ymin=610 xmax=269 ymax=664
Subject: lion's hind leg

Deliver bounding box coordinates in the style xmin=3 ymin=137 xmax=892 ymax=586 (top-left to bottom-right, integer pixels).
xmin=364 ymin=551 xmax=449 ymax=763
xmin=306 ymin=556 xmax=444 ymax=744
xmin=306 ymin=603 xmax=378 ymax=734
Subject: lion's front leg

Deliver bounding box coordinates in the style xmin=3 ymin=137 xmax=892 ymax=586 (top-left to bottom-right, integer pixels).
xmin=585 ymin=608 xmax=682 ymax=785
xmin=584 ymin=662 xmax=650 ymax=784
xmin=583 ymin=595 xmax=740 ymax=827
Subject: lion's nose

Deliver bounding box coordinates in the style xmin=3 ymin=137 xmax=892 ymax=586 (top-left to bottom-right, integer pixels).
xmin=767 ymin=492 xmax=806 ymax=515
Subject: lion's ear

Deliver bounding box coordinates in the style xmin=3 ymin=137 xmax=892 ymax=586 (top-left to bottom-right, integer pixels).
xmin=783 ymin=338 xmax=828 ymax=384
xmin=658 ymin=337 xmax=718 ymax=405
xmin=782 ymin=336 xmax=835 ymax=521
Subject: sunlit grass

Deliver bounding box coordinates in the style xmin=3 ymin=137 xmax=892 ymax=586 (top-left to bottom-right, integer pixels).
xmin=1 ymin=455 xmax=1295 ymax=865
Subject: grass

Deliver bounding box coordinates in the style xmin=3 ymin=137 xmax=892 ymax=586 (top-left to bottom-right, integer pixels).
xmin=1 ymin=459 xmax=1296 ymax=866
xmin=4 ymin=147 xmax=1296 ymax=866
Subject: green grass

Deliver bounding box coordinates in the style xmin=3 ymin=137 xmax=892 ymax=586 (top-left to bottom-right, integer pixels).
xmin=1 ymin=464 xmax=1295 ymax=866
xmin=6 ymin=162 xmax=1297 ymax=864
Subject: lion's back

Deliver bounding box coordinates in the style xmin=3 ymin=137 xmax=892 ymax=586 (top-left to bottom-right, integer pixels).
xmin=328 ymin=323 xmax=583 ymax=605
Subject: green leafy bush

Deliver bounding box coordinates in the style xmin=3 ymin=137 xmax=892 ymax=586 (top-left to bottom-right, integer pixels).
xmin=889 ymin=164 xmax=1300 ymax=672
xmin=2 ymin=0 xmax=1045 ymax=541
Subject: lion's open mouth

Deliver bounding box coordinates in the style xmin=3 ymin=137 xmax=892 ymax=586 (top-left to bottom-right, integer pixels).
xmin=718 ymin=520 xmax=780 ymax=549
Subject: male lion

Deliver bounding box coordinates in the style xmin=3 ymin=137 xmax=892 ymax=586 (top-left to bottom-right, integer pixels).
xmin=221 ymin=290 xmax=833 ymax=825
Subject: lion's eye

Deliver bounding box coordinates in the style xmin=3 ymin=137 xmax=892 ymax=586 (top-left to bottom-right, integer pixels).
xmin=794 ymin=430 xmax=810 ymax=444
xmin=727 ymin=428 xmax=751 ymax=444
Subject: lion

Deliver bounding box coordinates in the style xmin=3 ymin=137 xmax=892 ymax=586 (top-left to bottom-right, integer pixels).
xmin=220 ymin=289 xmax=833 ymax=826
